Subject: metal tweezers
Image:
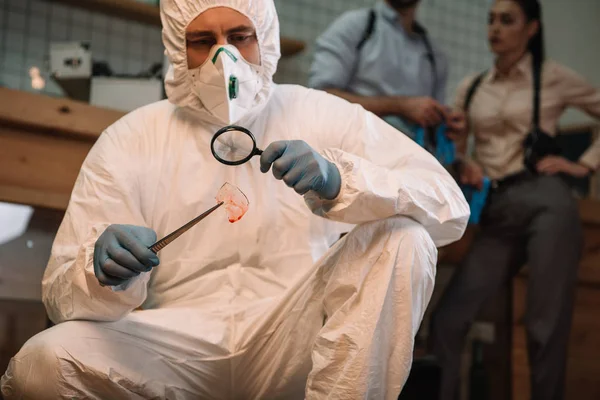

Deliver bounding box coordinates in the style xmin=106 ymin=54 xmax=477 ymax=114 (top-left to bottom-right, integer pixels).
xmin=149 ymin=202 xmax=224 ymax=253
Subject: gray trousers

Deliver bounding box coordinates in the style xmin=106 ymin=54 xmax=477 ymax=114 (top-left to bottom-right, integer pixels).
xmin=430 ymin=175 xmax=583 ymax=400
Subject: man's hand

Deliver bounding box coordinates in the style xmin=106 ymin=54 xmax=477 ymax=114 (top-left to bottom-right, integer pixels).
xmin=400 ymin=97 xmax=449 ymax=127
xmin=459 ymin=159 xmax=485 ymax=190
xmin=446 ymin=109 xmax=467 ymax=141
xmin=260 ymin=140 xmax=342 ymax=200
xmin=93 ymin=225 xmax=160 ymax=287
xmin=537 ymin=156 xmax=592 ymax=178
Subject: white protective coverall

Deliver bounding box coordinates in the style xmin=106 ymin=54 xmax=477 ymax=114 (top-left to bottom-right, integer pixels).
xmin=1 ymin=0 xmax=470 ymax=399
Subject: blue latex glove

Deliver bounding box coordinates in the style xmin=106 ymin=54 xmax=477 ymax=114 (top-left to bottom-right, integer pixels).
xmin=260 ymin=140 xmax=342 ymax=200
xmin=460 ymin=177 xmax=491 ymax=224
xmin=93 ymin=224 xmax=160 ymax=287
xmin=414 ymin=126 xmax=427 ymax=148
xmin=414 ymin=124 xmax=456 ymax=166
xmin=417 ymin=124 xmax=490 ymax=224
xmin=434 ymin=124 xmax=456 ymax=166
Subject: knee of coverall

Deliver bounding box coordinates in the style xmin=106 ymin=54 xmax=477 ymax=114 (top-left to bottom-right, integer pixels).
xmin=343 ymin=215 xmax=437 ymax=327
xmin=2 ymin=322 xmax=81 ymax=400
xmin=343 ymin=214 xmax=438 ymax=271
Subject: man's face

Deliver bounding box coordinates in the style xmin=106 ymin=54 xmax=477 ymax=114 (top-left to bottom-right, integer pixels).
xmin=185 ymin=7 xmax=261 ymax=69
xmin=387 ymin=0 xmax=420 ymax=10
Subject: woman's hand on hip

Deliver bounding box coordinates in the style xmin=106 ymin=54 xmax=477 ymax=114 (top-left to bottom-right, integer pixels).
xmin=537 ymin=156 xmax=592 ymax=178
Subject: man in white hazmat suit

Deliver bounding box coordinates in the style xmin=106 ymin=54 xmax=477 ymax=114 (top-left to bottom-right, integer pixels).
xmin=1 ymin=1 xmax=469 ymax=399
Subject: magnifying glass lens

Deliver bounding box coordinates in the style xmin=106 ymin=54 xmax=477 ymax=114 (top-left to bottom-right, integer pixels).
xmin=211 ymin=126 xmax=261 ymax=166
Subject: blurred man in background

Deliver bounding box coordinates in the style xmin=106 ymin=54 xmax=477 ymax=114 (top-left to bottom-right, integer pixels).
xmin=309 ymin=0 xmax=465 ymax=145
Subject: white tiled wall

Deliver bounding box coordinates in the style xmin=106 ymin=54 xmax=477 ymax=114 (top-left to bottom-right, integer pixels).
xmin=543 ymin=0 xmax=600 ymax=126
xmin=274 ymin=0 xmax=494 ymax=104
xmin=419 ymin=0 xmax=493 ymax=101
xmin=0 ymin=0 xmax=165 ymax=97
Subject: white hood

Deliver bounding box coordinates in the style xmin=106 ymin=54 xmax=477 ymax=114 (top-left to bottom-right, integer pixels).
xmin=160 ymin=0 xmax=281 ymax=124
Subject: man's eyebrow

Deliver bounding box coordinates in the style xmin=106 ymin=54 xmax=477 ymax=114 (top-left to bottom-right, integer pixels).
xmin=225 ymin=25 xmax=255 ymax=35
xmin=186 ymin=30 xmax=214 ymax=39
xmin=186 ymin=25 xmax=254 ymax=39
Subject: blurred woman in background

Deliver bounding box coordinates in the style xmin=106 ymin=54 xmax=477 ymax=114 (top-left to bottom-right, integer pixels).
xmin=430 ymin=0 xmax=600 ymax=399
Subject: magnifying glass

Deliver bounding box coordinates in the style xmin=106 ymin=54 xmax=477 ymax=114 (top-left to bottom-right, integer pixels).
xmin=211 ymin=125 xmax=263 ymax=166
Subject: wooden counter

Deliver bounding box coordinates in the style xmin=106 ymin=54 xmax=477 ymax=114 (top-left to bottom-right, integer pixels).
xmin=0 ymin=88 xmax=124 ymax=210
